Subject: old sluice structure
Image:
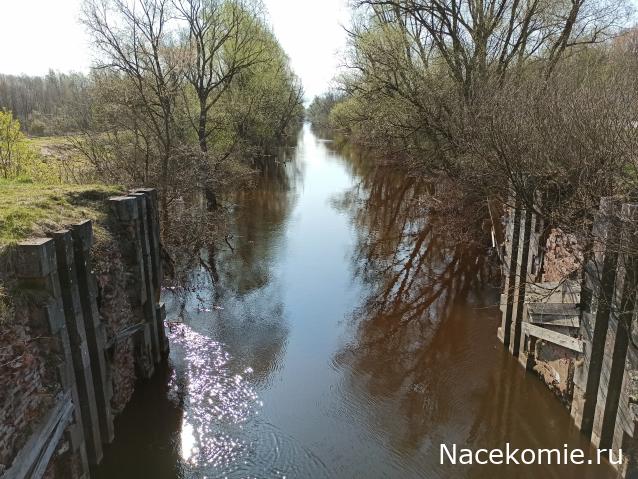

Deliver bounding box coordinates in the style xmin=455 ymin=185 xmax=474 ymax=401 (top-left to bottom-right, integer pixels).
xmin=497 ymin=194 xmax=638 ymax=474
xmin=0 ymin=190 xmax=167 ymax=479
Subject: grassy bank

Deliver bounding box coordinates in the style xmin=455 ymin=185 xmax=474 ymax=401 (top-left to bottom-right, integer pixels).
xmin=0 ymin=179 xmax=124 ymax=248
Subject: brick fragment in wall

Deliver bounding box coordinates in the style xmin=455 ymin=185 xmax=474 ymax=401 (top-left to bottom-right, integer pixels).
xmin=92 ymin=238 xmax=139 ymax=415
xmin=0 ymin=308 xmax=60 ymax=471
xmin=542 ymin=227 xmax=584 ymax=282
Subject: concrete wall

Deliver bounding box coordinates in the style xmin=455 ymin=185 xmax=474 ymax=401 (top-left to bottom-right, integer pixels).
xmin=0 ymin=188 xmax=167 ymax=479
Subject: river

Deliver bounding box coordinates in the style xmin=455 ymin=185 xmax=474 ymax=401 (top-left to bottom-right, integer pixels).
xmin=94 ymin=125 xmax=615 ymax=479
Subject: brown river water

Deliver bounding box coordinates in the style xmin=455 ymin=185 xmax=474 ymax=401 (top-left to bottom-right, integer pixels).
xmin=94 ymin=125 xmax=616 ymax=478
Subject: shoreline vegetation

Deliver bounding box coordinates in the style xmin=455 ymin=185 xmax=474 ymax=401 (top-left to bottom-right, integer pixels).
xmin=0 ymin=0 xmax=305 ymax=273
xmin=308 ymin=2 xmax=638 ymax=261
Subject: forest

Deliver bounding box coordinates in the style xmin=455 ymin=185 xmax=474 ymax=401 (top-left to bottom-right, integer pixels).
xmin=308 ymin=0 xmax=638 ymax=253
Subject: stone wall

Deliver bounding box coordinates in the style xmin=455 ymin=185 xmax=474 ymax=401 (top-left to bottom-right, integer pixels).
xmin=0 ymin=188 xmax=167 ymax=479
xmin=542 ymin=227 xmax=583 ymax=283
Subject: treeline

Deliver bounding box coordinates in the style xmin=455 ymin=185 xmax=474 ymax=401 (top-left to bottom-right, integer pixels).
xmin=311 ymin=0 xmax=638 ymax=249
xmin=0 ymin=71 xmax=90 ymax=135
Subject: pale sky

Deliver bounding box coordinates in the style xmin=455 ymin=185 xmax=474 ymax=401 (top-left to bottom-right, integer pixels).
xmin=0 ymin=0 xmax=349 ymax=101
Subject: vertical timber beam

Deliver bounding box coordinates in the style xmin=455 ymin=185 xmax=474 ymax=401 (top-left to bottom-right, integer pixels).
xmin=135 ymin=188 xmax=168 ymax=354
xmin=108 ymin=196 xmax=155 ymax=378
xmin=592 ymin=203 xmax=638 ymax=450
xmin=129 ymin=193 xmax=161 ymax=363
xmin=500 ymin=197 xmax=523 ymax=348
xmin=51 ymin=230 xmax=103 ymax=465
xmin=71 ymin=220 xmax=115 ymax=444
xmin=572 ymin=197 xmax=622 ymax=437
xmin=510 ymin=206 xmax=533 ymax=357
xmin=14 ymin=238 xmax=90 ymax=477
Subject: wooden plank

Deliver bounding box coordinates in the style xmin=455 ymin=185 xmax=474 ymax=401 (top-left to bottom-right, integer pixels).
xmin=526 ymin=281 xmax=581 ymax=304
xmin=530 ymin=315 xmax=580 ymax=327
xmin=105 ymin=322 xmax=146 ymax=349
xmin=523 ymin=322 xmax=584 ymax=353
xmin=527 ymin=303 xmax=580 ymax=328
xmin=3 ymin=392 xmax=73 ymax=479
xmin=30 ymin=401 xmax=74 ymax=479
xmin=528 ymin=303 xmax=580 ymax=315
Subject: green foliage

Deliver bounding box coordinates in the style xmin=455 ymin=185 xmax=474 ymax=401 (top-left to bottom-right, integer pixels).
xmin=76 ymin=0 xmax=304 ymax=201
xmin=0 ymin=110 xmax=53 ymax=181
xmin=307 ymin=92 xmax=343 ymax=130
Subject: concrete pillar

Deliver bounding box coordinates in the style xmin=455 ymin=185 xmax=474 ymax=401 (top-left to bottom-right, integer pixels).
xmin=572 ymin=197 xmax=622 ymax=437
xmin=592 ymin=203 xmax=638 ymax=450
xmin=135 ymin=188 xmax=168 ymax=355
xmin=129 ymin=192 xmax=161 ymax=363
xmin=108 ymin=195 xmax=155 ymax=378
xmin=50 ymin=230 xmax=103 ymax=465
xmin=71 ymin=220 xmax=115 ymax=444
xmin=14 ymin=238 xmax=90 ymax=477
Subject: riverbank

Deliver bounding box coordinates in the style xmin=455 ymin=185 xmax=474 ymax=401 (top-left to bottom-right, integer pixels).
xmin=0 ymin=186 xmax=166 ymax=477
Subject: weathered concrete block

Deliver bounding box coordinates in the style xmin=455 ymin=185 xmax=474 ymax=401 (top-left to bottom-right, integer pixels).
xmin=72 ymin=220 xmax=93 ymax=253
xmin=51 ymin=230 xmax=104 ymax=465
xmin=15 ymin=238 xmax=57 ymax=278
xmin=109 ymin=196 xmax=139 ymax=222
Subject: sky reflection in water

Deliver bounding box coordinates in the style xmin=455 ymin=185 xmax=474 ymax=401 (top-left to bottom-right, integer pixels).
xmin=94 ymin=125 xmax=617 ymax=479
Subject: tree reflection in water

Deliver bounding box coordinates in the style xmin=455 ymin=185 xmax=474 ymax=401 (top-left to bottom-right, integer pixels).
xmin=208 ymin=148 xmax=304 ymax=386
xmin=330 ymin=145 xmax=614 ymax=479
xmin=332 ymin=146 xmax=492 ymax=442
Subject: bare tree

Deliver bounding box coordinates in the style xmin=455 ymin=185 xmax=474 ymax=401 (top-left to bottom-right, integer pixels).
xmin=353 ymin=0 xmax=630 ymax=97
xmin=83 ymin=0 xmax=186 ymax=216
xmin=174 ymin=0 xmax=265 ymax=152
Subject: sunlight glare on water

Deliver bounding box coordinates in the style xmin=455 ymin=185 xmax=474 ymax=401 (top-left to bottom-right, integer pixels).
xmin=95 ymin=125 xmax=617 ymax=479
xmin=169 ymin=324 xmax=261 ymax=471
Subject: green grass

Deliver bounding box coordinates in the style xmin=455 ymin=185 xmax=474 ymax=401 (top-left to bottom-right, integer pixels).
xmin=0 ymin=179 xmax=124 ymax=247
xmin=27 ymin=135 xmax=75 ymax=147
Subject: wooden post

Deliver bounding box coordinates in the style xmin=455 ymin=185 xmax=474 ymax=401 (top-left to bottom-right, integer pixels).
xmin=51 ymin=230 xmax=103 ymax=465
xmin=108 ymin=196 xmax=155 ymax=378
xmin=13 ymin=238 xmax=90 ymax=477
xmin=71 ymin=220 xmax=115 ymax=444
xmin=129 ymin=193 xmax=161 ymax=363
xmin=135 ymin=188 xmax=168 ymax=354
xmin=572 ymin=197 xmax=622 ymax=437
xmin=592 ymin=203 xmax=638 ymax=450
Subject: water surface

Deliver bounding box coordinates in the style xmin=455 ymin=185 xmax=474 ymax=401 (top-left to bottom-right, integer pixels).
xmin=95 ymin=125 xmax=615 ymax=478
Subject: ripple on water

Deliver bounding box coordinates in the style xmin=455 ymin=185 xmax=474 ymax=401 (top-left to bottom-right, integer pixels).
xmin=167 ymin=324 xmax=332 ymax=479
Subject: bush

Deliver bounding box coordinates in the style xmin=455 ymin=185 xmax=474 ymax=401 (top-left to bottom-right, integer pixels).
xmin=0 ymin=110 xmax=53 ymax=182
